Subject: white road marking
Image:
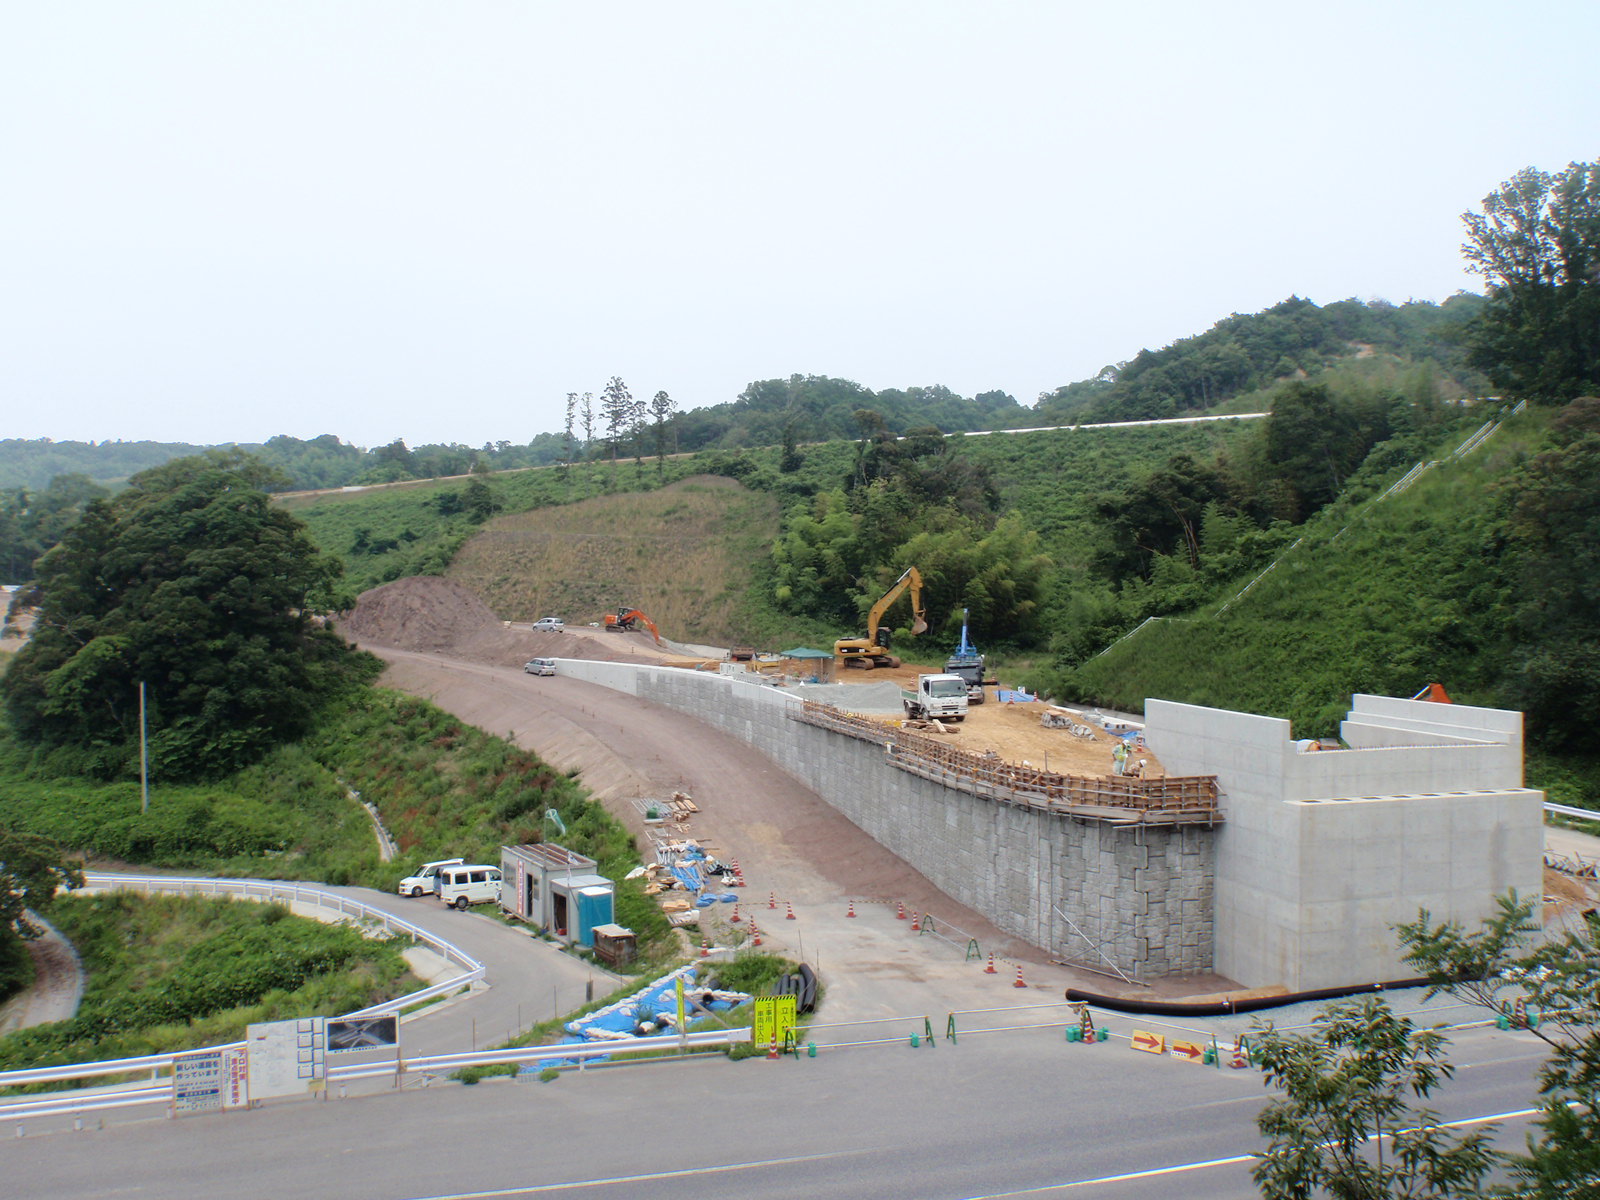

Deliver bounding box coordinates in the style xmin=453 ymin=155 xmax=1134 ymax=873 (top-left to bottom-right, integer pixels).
xmin=396 ymin=1150 xmax=867 ymax=1199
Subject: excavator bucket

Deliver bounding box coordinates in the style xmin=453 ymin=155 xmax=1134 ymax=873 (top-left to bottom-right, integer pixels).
xmin=912 ymin=615 xmax=929 ymax=635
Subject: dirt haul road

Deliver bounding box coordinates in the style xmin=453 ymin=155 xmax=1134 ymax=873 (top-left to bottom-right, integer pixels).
xmin=347 ymin=577 xmax=1226 ymax=1010
xmin=374 ymin=649 xmax=1178 ymax=1022
xmin=372 ymin=649 xmax=1081 ymax=1024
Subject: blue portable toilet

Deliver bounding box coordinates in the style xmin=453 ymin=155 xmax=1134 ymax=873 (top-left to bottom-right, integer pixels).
xmin=575 ymin=885 xmax=616 ymax=948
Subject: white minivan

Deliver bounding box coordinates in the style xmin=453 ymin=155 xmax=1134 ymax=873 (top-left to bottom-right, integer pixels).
xmin=533 ymin=616 xmax=565 ymax=632
xmin=398 ymin=857 xmax=464 ymax=898
xmin=523 ymin=658 xmax=556 ymax=676
xmin=438 ymin=864 xmax=503 ymax=910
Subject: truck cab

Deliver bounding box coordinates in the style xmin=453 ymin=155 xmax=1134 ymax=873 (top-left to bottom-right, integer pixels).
xmin=902 ymin=673 xmax=969 ymax=722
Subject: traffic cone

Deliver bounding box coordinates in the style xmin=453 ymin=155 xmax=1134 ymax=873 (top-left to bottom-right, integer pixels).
xmin=700 ymin=936 xmax=710 ymax=958
xmin=786 ymin=901 xmax=796 ymax=921
xmin=750 ymin=920 xmax=762 ymax=947
xmin=896 ymin=901 xmax=906 ymax=920
xmin=846 ymin=900 xmax=856 ymax=918
xmin=731 ymin=860 xmax=744 ymax=885
xmin=730 ymin=902 xmax=741 ymax=923
xmin=910 ymin=911 xmax=922 ymax=931
xmin=984 ymin=952 xmax=997 ymax=974
xmin=1013 ymin=964 xmax=1027 ymax=988
xmin=766 ymin=1036 xmax=778 ymax=1061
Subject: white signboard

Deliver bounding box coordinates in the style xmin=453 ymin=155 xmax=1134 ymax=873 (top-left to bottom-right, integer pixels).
xmin=172 ymin=1047 xmax=249 ymax=1115
xmin=246 ymin=1017 xmax=326 ymax=1100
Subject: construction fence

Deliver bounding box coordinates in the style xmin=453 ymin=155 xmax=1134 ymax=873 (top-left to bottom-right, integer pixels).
xmin=793 ymin=701 xmax=1222 ymax=825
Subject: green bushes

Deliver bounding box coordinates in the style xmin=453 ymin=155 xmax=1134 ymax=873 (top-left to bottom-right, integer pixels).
xmin=0 ymin=893 xmax=414 ymax=1071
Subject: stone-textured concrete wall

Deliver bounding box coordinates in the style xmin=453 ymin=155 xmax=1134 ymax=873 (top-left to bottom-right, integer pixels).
xmin=555 ymin=659 xmax=1212 ymax=978
xmin=1146 ymin=695 xmax=1543 ymax=992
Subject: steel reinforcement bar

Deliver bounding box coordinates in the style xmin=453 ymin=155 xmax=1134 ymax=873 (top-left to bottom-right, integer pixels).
xmin=792 ymin=701 xmax=1221 ymax=824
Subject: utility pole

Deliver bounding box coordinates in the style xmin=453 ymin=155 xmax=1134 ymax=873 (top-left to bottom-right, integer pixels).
xmin=139 ymin=680 xmax=149 ymax=815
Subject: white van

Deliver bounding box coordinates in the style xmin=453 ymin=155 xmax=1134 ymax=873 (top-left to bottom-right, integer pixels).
xmin=438 ymin=864 xmax=503 ymax=910
xmin=398 ymin=858 xmax=464 ymax=898
xmin=523 ymin=658 xmax=557 ymax=676
xmin=533 ymin=617 xmax=565 ymax=632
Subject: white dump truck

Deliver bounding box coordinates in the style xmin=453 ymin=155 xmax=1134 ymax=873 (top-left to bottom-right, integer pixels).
xmin=902 ymin=673 xmax=970 ymax=722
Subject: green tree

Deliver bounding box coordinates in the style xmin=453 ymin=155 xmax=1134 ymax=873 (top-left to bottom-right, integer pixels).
xmin=0 ymin=451 xmax=375 ymax=779
xmin=1399 ymin=893 xmax=1600 ymax=1199
xmin=601 ymin=376 xmax=633 ymax=482
xmin=649 ymin=390 xmax=677 ymax=476
xmin=1463 ymin=160 xmax=1600 ymax=404
xmin=1251 ymin=996 xmax=1498 ymax=1199
xmin=0 ymin=826 xmax=82 ymax=941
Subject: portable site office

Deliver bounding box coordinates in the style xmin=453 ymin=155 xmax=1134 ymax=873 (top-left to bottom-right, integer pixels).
xmin=500 ymin=843 xmax=617 ymax=947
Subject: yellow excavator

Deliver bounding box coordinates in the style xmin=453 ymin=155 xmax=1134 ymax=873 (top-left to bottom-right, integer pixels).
xmin=833 ymin=567 xmax=928 ymax=670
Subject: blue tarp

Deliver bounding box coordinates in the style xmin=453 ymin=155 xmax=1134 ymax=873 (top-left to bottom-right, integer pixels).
xmin=530 ymin=966 xmax=748 ymax=1069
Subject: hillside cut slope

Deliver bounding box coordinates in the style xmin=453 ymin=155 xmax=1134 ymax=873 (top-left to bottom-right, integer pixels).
xmin=445 ymin=475 xmax=780 ymax=644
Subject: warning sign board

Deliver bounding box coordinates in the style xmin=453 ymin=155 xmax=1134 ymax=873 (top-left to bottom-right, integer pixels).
xmin=751 ymin=995 xmax=797 ymax=1049
xmin=1130 ymin=1030 xmax=1165 ymax=1055
xmin=1169 ymin=1039 xmax=1204 ymax=1063
xmin=172 ymin=1047 xmax=248 ymax=1115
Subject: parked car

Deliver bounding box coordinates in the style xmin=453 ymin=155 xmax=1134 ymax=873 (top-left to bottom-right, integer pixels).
xmin=397 ymin=857 xmax=464 ymax=898
xmin=524 ymin=658 xmax=557 ymax=676
xmin=438 ymin=864 xmax=503 ymax=910
xmin=533 ymin=616 xmax=565 ymax=632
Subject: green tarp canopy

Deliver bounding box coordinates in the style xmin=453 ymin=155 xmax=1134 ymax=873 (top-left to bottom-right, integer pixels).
xmin=779 ymin=648 xmax=835 ymax=659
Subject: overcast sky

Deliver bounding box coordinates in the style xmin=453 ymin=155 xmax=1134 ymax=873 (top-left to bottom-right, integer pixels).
xmin=3 ymin=3 xmax=1596 ymax=451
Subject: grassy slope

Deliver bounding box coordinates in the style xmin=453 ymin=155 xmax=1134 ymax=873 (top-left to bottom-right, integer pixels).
xmin=1067 ymin=410 xmax=1542 ymax=736
xmin=1 ymin=893 xmax=415 ymax=1071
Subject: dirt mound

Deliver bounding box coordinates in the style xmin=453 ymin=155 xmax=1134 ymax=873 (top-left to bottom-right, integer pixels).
xmin=339 ymin=576 xmax=654 ymax=669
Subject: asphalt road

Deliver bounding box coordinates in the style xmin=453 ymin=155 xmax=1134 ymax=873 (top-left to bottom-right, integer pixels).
xmin=318 ymin=883 xmax=620 ymax=1056
xmin=3 ymin=1021 xmax=1548 ymax=1200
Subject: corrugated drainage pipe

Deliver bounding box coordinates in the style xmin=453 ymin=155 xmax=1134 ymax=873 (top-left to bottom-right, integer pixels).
xmin=1064 ymin=977 xmax=1434 ymax=1018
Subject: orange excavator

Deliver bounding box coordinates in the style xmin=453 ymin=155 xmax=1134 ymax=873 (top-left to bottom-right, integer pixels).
xmin=603 ymin=606 xmax=661 ymax=645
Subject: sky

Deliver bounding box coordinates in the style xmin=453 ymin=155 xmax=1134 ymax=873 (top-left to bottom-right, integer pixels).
xmin=3 ymin=2 xmax=1597 ymax=451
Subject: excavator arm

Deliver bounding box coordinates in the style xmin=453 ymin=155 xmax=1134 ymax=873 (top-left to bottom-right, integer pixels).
xmin=865 ymin=567 xmax=929 ymax=646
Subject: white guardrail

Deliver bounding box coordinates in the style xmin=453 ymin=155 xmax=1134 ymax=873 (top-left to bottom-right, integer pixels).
xmin=2 ymin=873 xmax=751 ymax=1127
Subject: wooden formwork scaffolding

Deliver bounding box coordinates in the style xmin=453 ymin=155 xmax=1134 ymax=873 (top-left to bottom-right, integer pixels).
xmin=793 ymin=700 xmax=1222 ymax=826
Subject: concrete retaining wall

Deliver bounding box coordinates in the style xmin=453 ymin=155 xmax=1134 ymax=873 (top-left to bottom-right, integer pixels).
xmin=1147 ymin=696 xmax=1543 ymax=991
xmin=555 ymin=659 xmax=1212 ymax=978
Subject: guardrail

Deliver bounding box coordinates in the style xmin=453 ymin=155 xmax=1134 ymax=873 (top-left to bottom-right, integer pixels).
xmin=793 ymin=701 xmax=1222 ymax=824
xmin=0 ymin=873 xmax=489 ymax=1110
xmin=0 ymin=1031 xmax=751 ymax=1124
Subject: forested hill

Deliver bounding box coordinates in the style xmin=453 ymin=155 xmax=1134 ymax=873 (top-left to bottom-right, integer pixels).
xmin=0 ymin=294 xmax=1482 ymax=496
xmin=1034 ymin=294 xmax=1489 ymax=425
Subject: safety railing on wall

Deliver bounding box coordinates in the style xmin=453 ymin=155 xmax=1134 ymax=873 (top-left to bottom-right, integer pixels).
xmin=792 ymin=702 xmax=1222 ymax=824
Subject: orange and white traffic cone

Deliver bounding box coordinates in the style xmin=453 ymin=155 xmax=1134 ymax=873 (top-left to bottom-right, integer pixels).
xmin=786 ymin=901 xmax=796 ymax=921
xmin=766 ymin=1036 xmax=778 ymax=1060
xmin=700 ymin=936 xmax=710 ymax=958
xmin=896 ymin=901 xmax=906 ymax=920
xmin=984 ymin=952 xmax=997 ymax=975
xmin=910 ymin=911 xmax=921 ymax=931
xmin=1013 ymin=964 xmax=1027 ymax=988
xmin=768 ymin=891 xmax=777 ymax=910
xmin=846 ymin=900 xmax=856 ymax=918
xmin=750 ymin=920 xmax=762 ymax=947
xmin=730 ymin=902 xmax=741 ymax=923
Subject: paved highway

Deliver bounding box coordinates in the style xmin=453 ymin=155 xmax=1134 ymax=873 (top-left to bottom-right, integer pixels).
xmin=4 ymin=1019 xmax=1547 ymax=1199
